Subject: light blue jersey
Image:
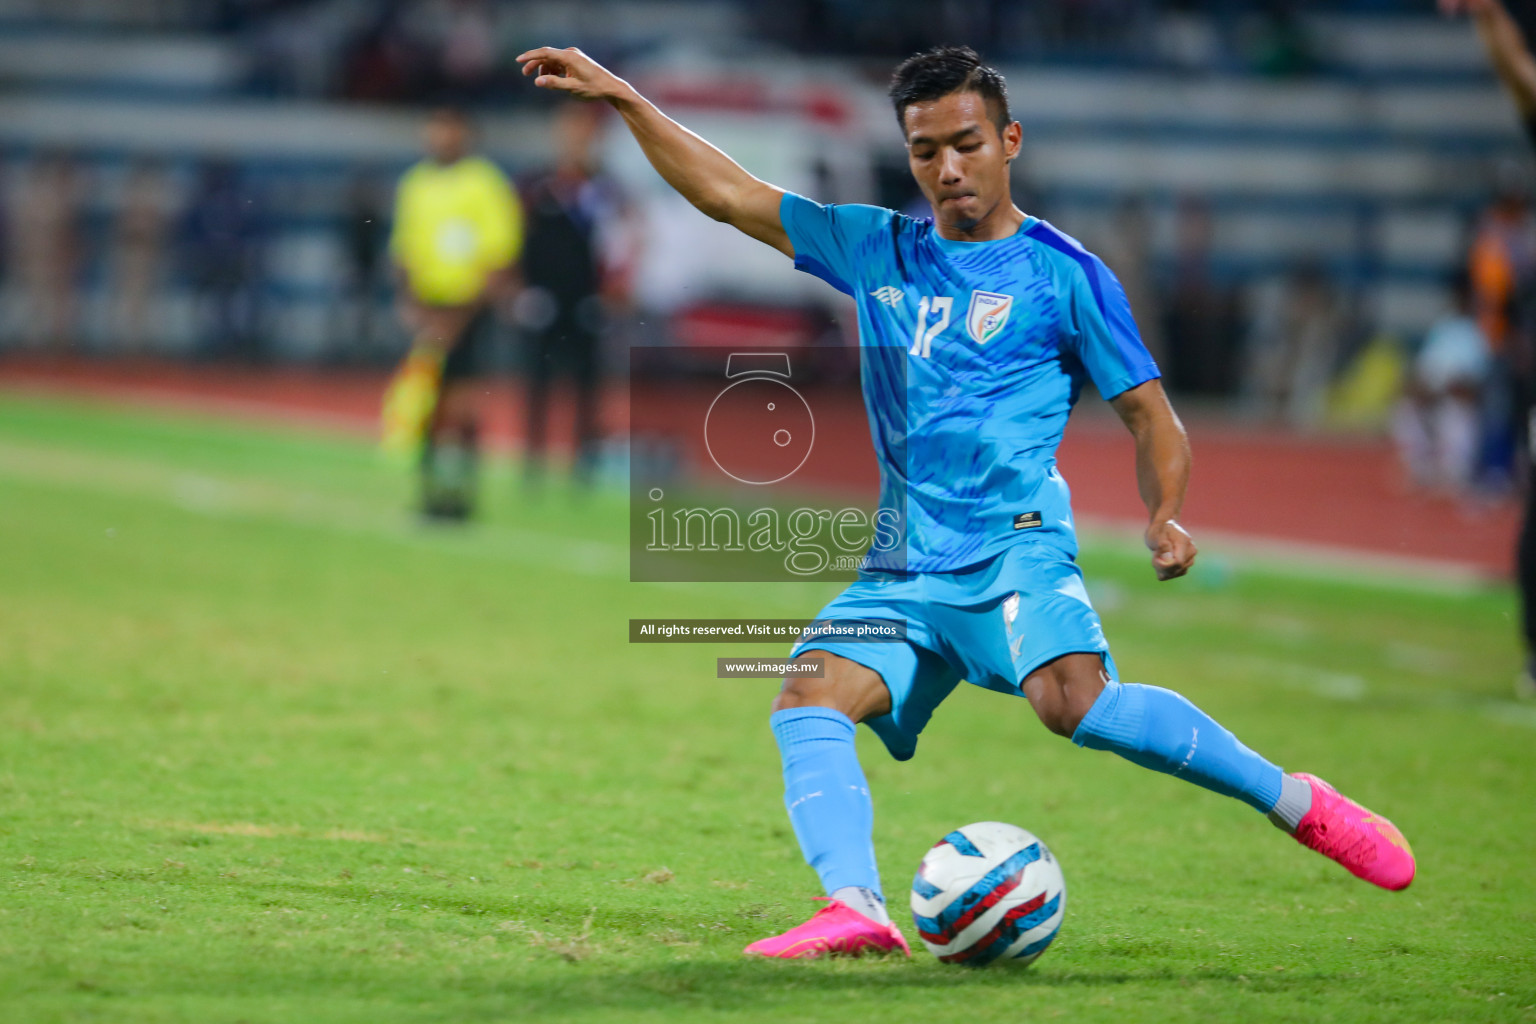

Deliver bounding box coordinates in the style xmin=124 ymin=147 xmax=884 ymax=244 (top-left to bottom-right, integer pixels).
xmin=781 ymin=192 xmax=1159 ymax=572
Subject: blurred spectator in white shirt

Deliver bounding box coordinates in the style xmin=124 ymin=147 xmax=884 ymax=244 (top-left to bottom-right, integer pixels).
xmin=1393 ymin=270 xmax=1490 ymax=493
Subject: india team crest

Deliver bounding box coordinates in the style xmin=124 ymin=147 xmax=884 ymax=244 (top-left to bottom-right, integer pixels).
xmin=966 ymin=290 xmax=1013 ymax=345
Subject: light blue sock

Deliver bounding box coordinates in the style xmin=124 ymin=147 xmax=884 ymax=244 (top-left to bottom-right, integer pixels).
xmin=1071 ymin=681 xmax=1283 ymax=814
xmin=770 ymin=707 xmax=882 ymax=899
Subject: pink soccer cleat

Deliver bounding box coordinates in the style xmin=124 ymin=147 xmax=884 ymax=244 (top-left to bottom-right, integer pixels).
xmin=743 ymin=898 xmax=912 ymax=960
xmin=1290 ymin=773 xmax=1416 ymax=891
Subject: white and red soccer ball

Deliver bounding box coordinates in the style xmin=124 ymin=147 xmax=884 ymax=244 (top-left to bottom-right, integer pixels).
xmin=910 ymin=821 xmax=1066 ymax=967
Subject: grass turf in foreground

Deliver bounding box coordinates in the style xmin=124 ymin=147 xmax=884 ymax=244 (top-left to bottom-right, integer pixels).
xmin=0 ymin=392 xmax=1532 ymax=1023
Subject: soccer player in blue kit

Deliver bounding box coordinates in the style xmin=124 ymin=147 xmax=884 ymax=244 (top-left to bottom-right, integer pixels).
xmin=517 ymin=43 xmax=1417 ymax=959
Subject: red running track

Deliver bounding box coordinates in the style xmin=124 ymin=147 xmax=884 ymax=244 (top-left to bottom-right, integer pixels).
xmin=0 ymin=354 xmax=1517 ymax=580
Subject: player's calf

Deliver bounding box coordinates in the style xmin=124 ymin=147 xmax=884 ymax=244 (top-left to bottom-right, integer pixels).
xmin=1068 ymin=676 xmax=1286 ymax=813
xmin=1064 ymin=673 xmax=1416 ymax=890
xmin=764 ymin=652 xmax=897 ymax=949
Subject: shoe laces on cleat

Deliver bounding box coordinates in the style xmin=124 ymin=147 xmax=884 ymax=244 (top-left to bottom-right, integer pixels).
xmin=1301 ymin=818 xmax=1378 ymax=867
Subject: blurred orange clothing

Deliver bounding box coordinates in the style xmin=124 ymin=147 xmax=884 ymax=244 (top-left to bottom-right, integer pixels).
xmin=1470 ymin=226 xmax=1516 ymax=354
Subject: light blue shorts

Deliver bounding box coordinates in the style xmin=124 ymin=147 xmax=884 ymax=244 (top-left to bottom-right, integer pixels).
xmin=790 ymin=543 xmax=1117 ymax=761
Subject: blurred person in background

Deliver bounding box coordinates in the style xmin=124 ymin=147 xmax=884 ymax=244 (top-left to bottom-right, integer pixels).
xmin=182 ymin=161 xmax=268 ymax=361
xmin=436 ymin=0 xmax=498 ymax=100
xmin=240 ymin=0 xmax=356 ymax=98
xmin=335 ymin=170 xmax=388 ymax=362
xmin=1244 ymin=259 xmax=1344 ymax=428
xmin=385 ymin=106 xmax=521 ymax=521
xmin=1098 ymin=195 xmax=1165 ymax=370
xmin=342 ymin=12 xmax=424 ymax=103
xmin=1392 ymin=270 xmax=1490 ymax=493
xmin=388 ymin=0 xmax=499 ymax=103
xmin=515 ymin=100 xmax=622 ymax=489
xmin=109 ymin=159 xmax=173 ymax=355
xmin=1468 ymin=173 xmax=1534 ymax=363
xmin=14 ymin=151 xmax=84 ymax=352
xmin=1161 ymin=194 xmax=1244 ymax=397
xmin=1466 ymin=172 xmax=1534 ymax=488
xmin=1444 ymin=0 xmax=1536 ymax=693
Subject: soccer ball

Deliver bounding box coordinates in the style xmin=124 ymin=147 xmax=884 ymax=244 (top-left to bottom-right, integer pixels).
xmin=910 ymin=821 xmax=1066 ymax=967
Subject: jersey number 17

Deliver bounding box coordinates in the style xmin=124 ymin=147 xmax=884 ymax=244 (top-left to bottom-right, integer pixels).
xmin=909 ymin=296 xmax=952 ymax=359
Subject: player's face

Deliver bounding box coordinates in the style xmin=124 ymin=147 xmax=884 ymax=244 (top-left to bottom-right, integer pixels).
xmin=902 ymin=91 xmax=1021 ymax=233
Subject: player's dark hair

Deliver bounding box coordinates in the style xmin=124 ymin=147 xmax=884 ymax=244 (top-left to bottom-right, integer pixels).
xmin=888 ymin=45 xmax=1011 ymax=134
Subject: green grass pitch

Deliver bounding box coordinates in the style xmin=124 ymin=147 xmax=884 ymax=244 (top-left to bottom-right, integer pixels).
xmin=1 ymin=392 xmax=1532 ymax=1023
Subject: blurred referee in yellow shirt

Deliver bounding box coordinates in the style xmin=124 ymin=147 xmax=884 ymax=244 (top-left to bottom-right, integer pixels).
xmin=391 ymin=107 xmax=522 ymax=520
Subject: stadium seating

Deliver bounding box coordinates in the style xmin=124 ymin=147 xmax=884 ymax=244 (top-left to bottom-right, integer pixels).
xmin=0 ymin=8 xmax=1522 ymax=358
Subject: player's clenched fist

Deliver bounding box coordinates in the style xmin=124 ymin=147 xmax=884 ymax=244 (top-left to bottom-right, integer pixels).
xmin=1146 ymin=519 xmax=1196 ymax=581
xmin=516 ymin=47 xmax=628 ymax=102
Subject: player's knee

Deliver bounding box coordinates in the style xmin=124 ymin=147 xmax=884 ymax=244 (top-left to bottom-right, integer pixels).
xmin=1027 ymin=687 xmax=1078 ymax=738
xmin=1023 ymin=655 xmax=1107 ymax=738
xmin=773 ymin=673 xmax=834 ymax=711
xmin=771 ymin=654 xmax=890 ymax=723
xmin=1052 ymin=685 xmax=1101 ymax=738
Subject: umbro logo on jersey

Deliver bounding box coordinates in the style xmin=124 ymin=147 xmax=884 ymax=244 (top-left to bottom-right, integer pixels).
xmin=870 ymin=285 xmax=905 ymax=307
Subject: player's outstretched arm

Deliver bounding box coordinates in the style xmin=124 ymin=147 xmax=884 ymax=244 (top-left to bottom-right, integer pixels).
xmin=1109 ymin=379 xmax=1197 ymax=582
xmin=516 ymin=46 xmax=792 ymax=257
xmin=1442 ymin=0 xmax=1536 ymax=117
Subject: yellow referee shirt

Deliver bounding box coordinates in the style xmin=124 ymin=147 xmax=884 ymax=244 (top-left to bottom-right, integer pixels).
xmin=390 ymin=155 xmax=523 ymax=306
